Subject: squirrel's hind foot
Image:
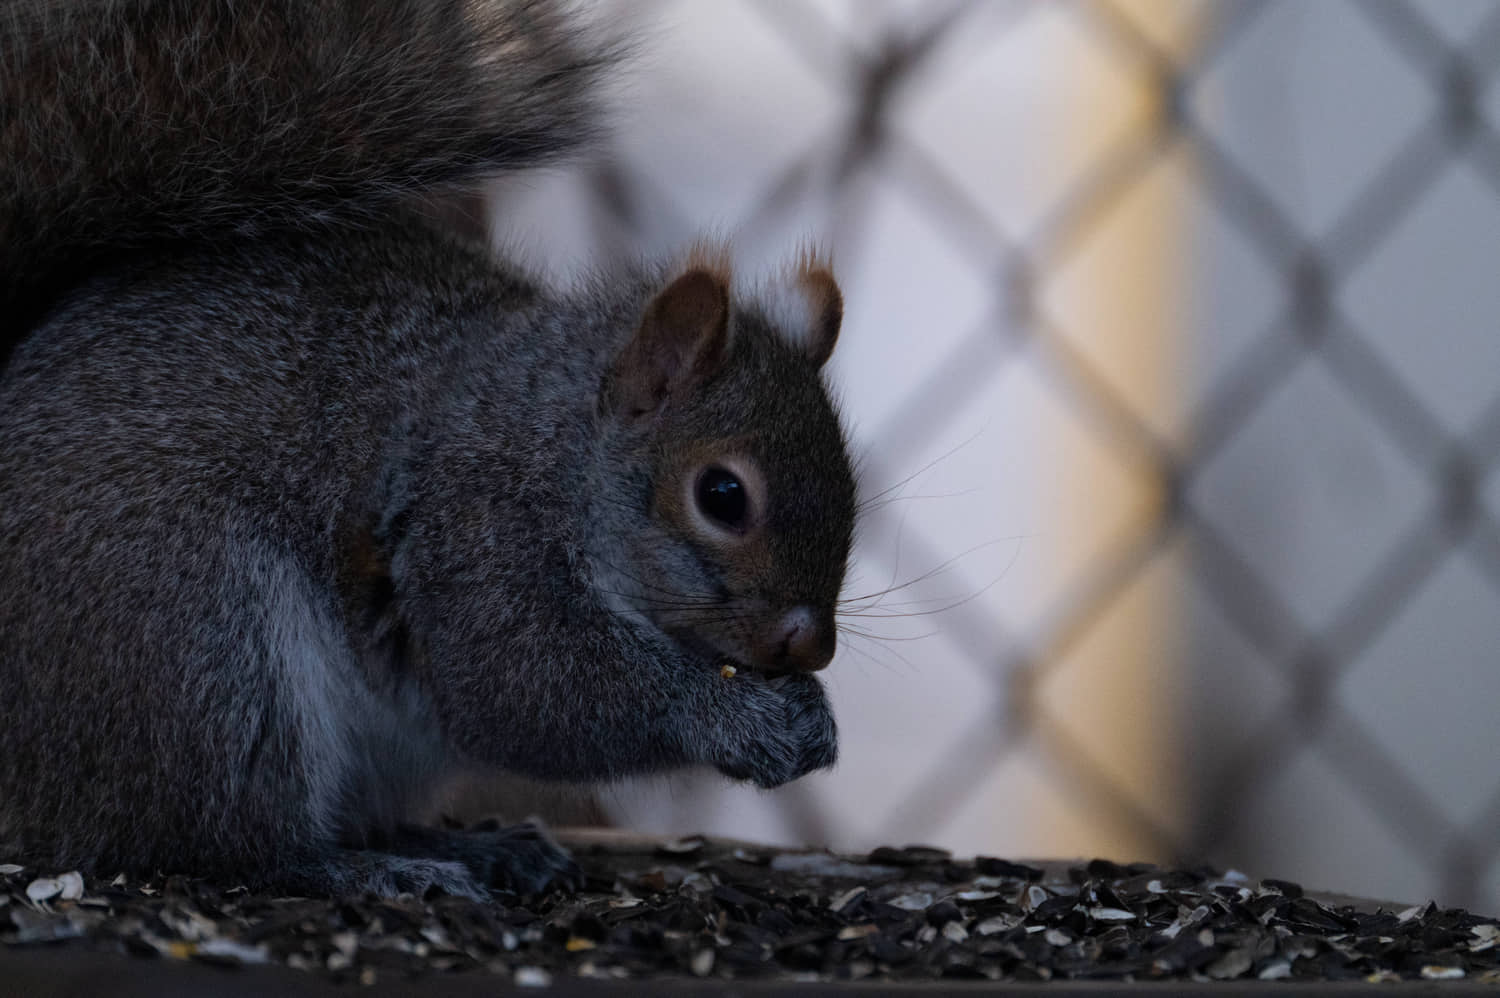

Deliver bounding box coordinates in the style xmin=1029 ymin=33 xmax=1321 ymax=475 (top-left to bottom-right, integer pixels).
xmin=267 ymin=821 xmax=579 ymax=900
xmin=273 ymin=850 xmax=489 ymax=901
xmin=391 ymin=820 xmax=584 ymax=897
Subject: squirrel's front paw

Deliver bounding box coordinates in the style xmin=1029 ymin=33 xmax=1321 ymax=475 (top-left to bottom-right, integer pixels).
xmin=715 ymin=673 xmax=837 ymax=789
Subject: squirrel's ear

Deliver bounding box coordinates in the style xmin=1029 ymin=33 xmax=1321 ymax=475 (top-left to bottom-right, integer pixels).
xmin=767 ymin=249 xmax=842 ymax=368
xmin=607 ymin=268 xmax=731 ymax=419
xmin=796 ymin=264 xmax=843 ymax=369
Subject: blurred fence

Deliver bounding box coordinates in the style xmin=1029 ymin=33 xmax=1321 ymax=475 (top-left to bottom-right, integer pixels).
xmin=489 ymin=0 xmax=1500 ymax=913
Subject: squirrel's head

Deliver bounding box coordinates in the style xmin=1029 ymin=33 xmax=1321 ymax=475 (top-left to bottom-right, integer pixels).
xmin=595 ymin=246 xmax=856 ymax=677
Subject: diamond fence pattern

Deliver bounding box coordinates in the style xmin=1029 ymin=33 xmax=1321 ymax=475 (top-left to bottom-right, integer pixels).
xmin=511 ymin=0 xmax=1500 ymax=912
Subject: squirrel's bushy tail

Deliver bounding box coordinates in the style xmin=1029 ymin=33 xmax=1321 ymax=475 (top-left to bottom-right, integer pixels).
xmin=0 ymin=0 xmax=613 ymax=351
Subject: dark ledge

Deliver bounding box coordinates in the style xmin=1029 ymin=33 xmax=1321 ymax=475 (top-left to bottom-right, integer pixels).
xmin=2 ymin=831 xmax=1496 ymax=994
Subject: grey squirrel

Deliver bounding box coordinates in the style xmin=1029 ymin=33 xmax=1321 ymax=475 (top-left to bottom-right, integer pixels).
xmin=0 ymin=0 xmax=856 ymax=898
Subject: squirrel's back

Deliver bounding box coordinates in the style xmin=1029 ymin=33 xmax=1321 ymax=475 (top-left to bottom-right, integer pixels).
xmin=0 ymin=0 xmax=613 ymax=358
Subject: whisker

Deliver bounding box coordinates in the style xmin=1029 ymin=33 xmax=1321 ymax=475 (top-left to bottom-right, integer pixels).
xmin=840 ymin=535 xmax=1030 ymax=609
xmin=834 ymin=635 xmax=904 ymax=675
xmin=856 ymin=487 xmax=981 ymax=517
xmin=837 ymin=622 xmax=939 ymax=643
xmin=837 ymin=627 xmax=922 ymax=675
xmin=589 ymin=558 xmax=722 ymax=605
xmin=855 ymin=424 xmax=987 ymax=513
xmin=591 ymin=589 xmax=723 ymax=612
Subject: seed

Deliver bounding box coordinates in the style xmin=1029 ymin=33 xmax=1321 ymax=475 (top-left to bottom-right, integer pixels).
xmin=57 ymin=872 xmax=84 ymax=901
xmin=25 ymin=878 xmax=61 ymax=902
xmin=514 ymin=966 xmax=553 ymax=987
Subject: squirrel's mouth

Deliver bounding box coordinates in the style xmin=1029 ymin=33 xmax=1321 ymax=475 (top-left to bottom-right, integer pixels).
xmin=678 ymin=636 xmax=751 ymax=677
xmin=667 ymin=629 xmax=787 ymax=686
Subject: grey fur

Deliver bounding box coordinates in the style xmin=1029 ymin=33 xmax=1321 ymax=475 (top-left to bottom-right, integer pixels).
xmin=0 ymin=0 xmax=855 ymax=898
xmin=0 ymin=0 xmax=613 ymax=354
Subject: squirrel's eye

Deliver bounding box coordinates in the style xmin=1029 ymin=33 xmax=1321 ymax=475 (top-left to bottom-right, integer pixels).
xmin=696 ymin=466 xmax=748 ymax=529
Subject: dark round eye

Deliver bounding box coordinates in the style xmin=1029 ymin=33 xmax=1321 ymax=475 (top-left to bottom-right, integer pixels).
xmin=696 ymin=466 xmax=748 ymax=529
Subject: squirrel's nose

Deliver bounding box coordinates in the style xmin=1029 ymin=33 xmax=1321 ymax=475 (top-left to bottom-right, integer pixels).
xmin=767 ymin=606 xmax=835 ymax=673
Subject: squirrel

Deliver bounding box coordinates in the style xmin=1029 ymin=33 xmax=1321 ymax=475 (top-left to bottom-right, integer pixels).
xmin=0 ymin=0 xmax=857 ymax=899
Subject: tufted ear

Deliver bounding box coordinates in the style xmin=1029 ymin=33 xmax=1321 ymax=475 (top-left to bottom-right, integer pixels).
xmin=763 ymin=247 xmax=842 ymax=368
xmin=796 ymin=262 xmax=843 ymax=369
xmin=605 ymin=267 xmax=731 ymax=420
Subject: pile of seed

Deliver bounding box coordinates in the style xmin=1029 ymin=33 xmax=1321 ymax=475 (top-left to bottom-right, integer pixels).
xmin=3 ymin=839 xmax=1498 ymax=986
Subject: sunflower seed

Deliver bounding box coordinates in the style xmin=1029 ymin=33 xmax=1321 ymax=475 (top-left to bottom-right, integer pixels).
xmin=514 ymin=966 xmax=553 ymax=987
xmin=24 ymin=878 xmax=61 ymax=902
xmin=56 ymin=872 xmax=84 ymax=901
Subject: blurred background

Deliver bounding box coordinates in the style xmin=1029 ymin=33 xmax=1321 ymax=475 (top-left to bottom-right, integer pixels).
xmin=479 ymin=0 xmax=1500 ymax=914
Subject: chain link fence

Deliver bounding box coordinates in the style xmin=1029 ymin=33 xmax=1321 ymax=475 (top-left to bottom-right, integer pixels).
xmin=489 ymin=0 xmax=1500 ymax=914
